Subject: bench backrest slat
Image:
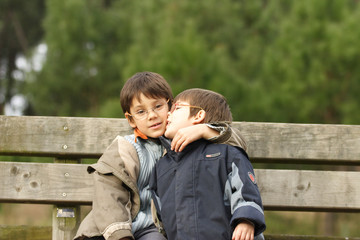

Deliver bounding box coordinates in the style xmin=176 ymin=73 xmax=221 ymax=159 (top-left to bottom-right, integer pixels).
xmin=0 ymin=162 xmax=92 ymax=204
xmin=0 ymin=116 xmax=132 ymax=158
xmin=1 ymin=162 xmax=359 ymax=212
xmin=2 ymin=116 xmax=360 ymax=164
xmin=233 ymin=121 xmax=360 ymax=164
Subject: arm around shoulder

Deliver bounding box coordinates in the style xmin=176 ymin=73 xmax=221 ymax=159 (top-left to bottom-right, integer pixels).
xmin=208 ymin=123 xmax=247 ymax=151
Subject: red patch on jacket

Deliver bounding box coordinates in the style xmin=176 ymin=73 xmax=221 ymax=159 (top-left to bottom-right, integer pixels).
xmin=248 ymin=172 xmax=256 ymax=184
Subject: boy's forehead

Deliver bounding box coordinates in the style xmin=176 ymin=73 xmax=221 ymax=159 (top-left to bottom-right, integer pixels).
xmin=131 ymin=93 xmax=167 ymax=106
xmin=174 ymin=100 xmax=190 ymax=105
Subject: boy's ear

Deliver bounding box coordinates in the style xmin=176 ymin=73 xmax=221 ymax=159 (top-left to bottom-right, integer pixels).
xmin=125 ymin=114 xmax=137 ymax=128
xmin=193 ymin=109 xmax=206 ymax=124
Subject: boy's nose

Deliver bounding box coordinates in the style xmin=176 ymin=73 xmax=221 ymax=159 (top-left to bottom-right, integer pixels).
xmin=147 ymin=109 xmax=158 ymax=119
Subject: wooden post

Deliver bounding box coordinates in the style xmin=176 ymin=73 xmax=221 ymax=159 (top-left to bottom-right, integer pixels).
xmin=53 ymin=159 xmax=81 ymax=240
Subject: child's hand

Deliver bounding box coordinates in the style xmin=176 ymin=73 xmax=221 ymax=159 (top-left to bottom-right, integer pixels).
xmin=232 ymin=221 xmax=255 ymax=240
xmin=171 ymin=124 xmax=219 ymax=152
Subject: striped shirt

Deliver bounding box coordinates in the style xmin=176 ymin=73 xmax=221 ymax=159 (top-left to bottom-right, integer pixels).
xmin=124 ymin=135 xmax=163 ymax=234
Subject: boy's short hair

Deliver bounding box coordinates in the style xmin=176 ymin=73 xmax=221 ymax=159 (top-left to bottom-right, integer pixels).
xmin=174 ymin=88 xmax=232 ymax=123
xmin=120 ymin=72 xmax=173 ymax=114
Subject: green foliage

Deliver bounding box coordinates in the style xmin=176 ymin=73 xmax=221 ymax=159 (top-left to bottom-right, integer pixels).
xmin=0 ymin=156 xmax=52 ymax=163
xmin=98 ymin=97 xmax=123 ymax=118
xmin=26 ymin=0 xmax=130 ymax=116
xmin=0 ymin=0 xmax=45 ymax=114
xmin=25 ymin=0 xmax=360 ymax=124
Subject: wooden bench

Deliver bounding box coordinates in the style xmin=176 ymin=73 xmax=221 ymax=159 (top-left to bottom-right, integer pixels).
xmin=0 ymin=115 xmax=359 ymax=240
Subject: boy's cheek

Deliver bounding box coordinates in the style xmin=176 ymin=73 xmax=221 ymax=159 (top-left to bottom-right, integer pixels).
xmin=164 ymin=126 xmax=174 ymax=139
xmin=126 ymin=117 xmax=137 ymax=129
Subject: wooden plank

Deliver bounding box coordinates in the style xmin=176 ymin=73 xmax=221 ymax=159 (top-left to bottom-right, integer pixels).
xmin=256 ymin=169 xmax=360 ymax=212
xmin=0 ymin=228 xmax=358 ymax=240
xmin=1 ymin=228 xmax=359 ymax=240
xmin=1 ymin=116 xmax=360 ymax=164
xmin=0 ymin=162 xmax=93 ymax=205
xmin=52 ymin=207 xmax=79 ymax=240
xmin=0 ymin=115 xmax=132 ymax=158
xmin=52 ymin=159 xmax=81 ymax=240
xmin=0 ymin=225 xmax=51 ymax=240
xmin=233 ymin=121 xmax=360 ymax=164
xmin=0 ymin=162 xmax=359 ymax=212
xmin=264 ymin=234 xmax=360 ymax=240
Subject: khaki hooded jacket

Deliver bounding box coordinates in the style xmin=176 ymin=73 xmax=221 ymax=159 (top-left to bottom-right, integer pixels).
xmin=74 ymin=136 xmax=141 ymax=240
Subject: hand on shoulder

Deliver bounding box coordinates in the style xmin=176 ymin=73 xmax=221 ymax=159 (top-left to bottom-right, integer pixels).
xmin=171 ymin=124 xmax=219 ymax=152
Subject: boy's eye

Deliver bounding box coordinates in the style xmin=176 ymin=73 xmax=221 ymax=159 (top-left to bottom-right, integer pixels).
xmin=170 ymin=105 xmax=182 ymax=113
xmin=136 ymin=110 xmax=146 ymax=115
xmin=155 ymin=104 xmax=163 ymax=110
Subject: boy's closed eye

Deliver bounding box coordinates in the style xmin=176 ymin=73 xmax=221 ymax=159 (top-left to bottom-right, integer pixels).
xmin=170 ymin=105 xmax=183 ymax=113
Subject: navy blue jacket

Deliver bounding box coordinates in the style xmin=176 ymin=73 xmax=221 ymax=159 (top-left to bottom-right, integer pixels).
xmin=150 ymin=137 xmax=266 ymax=240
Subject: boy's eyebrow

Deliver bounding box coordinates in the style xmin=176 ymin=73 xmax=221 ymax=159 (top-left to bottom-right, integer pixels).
xmin=132 ymin=99 xmax=167 ymax=109
xmin=132 ymin=103 xmax=144 ymax=109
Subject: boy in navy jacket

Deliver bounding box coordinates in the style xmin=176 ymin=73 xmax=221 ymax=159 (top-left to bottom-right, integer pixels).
xmin=150 ymin=88 xmax=266 ymax=240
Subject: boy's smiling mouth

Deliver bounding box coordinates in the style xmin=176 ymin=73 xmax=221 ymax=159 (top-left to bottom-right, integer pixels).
xmin=150 ymin=122 xmax=163 ymax=129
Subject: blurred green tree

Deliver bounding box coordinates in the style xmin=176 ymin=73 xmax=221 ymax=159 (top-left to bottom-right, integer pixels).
xmin=26 ymin=0 xmax=132 ymax=116
xmin=26 ymin=0 xmax=360 ymax=125
xmin=0 ymin=0 xmax=45 ymax=114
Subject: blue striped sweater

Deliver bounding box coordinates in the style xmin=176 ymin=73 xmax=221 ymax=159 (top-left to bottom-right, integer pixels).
xmin=124 ymin=135 xmax=164 ymax=234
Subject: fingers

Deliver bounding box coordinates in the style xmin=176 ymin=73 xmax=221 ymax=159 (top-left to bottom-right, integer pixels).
xmin=171 ymin=132 xmax=190 ymax=152
xmin=233 ymin=231 xmax=254 ymax=240
xmin=232 ymin=222 xmax=255 ymax=240
xmin=171 ymin=125 xmax=206 ymax=152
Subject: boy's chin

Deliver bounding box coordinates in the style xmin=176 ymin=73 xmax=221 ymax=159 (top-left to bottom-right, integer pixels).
xmin=164 ymin=130 xmax=173 ymax=139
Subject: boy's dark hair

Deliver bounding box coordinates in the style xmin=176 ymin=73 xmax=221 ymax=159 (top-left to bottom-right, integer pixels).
xmin=174 ymin=88 xmax=232 ymax=123
xmin=120 ymin=72 xmax=173 ymax=114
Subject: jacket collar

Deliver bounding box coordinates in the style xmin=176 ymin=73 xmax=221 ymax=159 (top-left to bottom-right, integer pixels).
xmin=159 ymin=136 xmax=205 ymax=162
xmin=134 ymin=128 xmax=148 ymax=143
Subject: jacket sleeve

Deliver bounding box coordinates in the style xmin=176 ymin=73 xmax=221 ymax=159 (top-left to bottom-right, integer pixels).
xmin=224 ymin=147 xmax=266 ymax=236
xmin=88 ymin=136 xmax=140 ymax=240
xmin=207 ymin=123 xmax=247 ymax=151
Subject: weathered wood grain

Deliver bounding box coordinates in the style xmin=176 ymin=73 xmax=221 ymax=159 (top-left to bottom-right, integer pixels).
xmin=1 ymin=162 xmax=359 ymax=212
xmin=0 ymin=162 xmax=93 ymax=204
xmin=0 ymin=225 xmax=51 ymax=240
xmin=1 ymin=116 xmax=360 ymax=164
xmin=1 ymin=227 xmax=357 ymax=240
xmin=0 ymin=116 xmax=132 ymax=158
xmin=256 ymin=169 xmax=360 ymax=212
xmin=233 ymin=121 xmax=360 ymax=164
xmin=264 ymin=234 xmax=360 ymax=240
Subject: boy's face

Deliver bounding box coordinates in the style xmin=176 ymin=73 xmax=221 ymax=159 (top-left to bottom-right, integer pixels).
xmin=165 ymin=100 xmax=198 ymax=139
xmin=127 ymin=93 xmax=169 ymax=138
